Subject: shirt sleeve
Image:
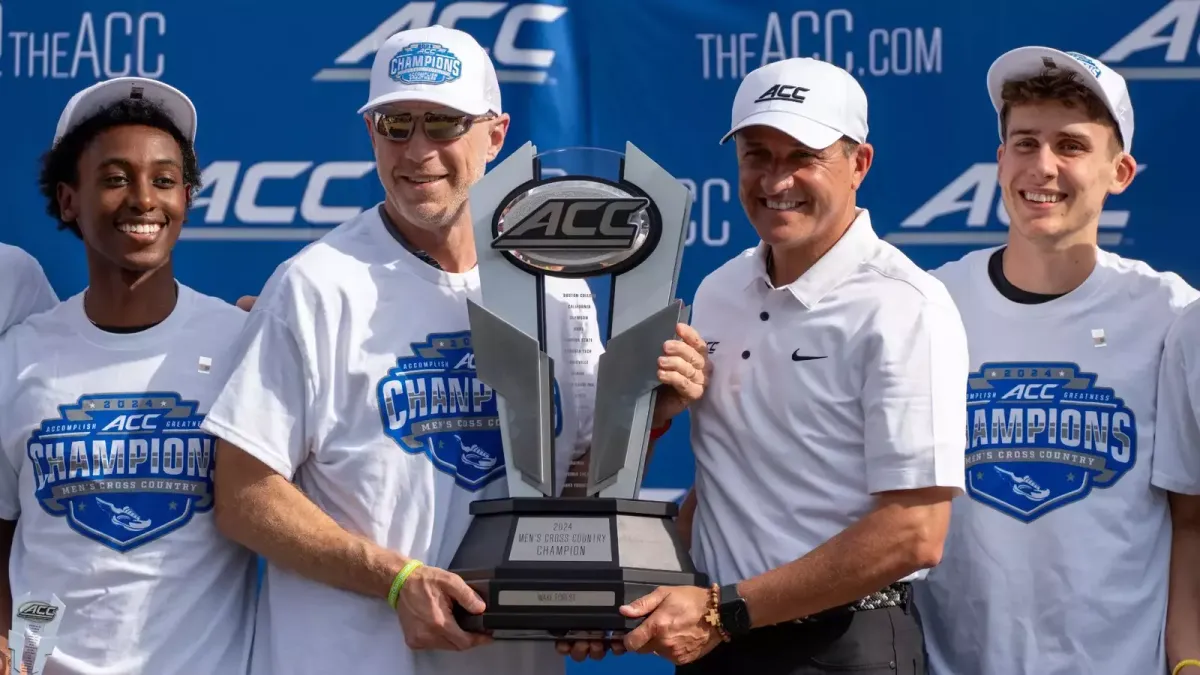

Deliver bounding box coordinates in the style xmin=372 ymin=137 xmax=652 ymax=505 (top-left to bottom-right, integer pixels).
xmin=0 ymin=251 xmax=58 ymax=335
xmin=862 ymin=290 xmax=969 ymax=496
xmin=200 ymin=282 xmax=315 ymax=481
xmin=1151 ymin=306 xmax=1200 ymax=495
xmin=0 ymin=339 xmax=20 ymax=519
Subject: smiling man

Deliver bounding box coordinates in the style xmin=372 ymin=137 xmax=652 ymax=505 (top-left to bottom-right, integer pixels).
xmin=0 ymin=77 xmax=257 ymax=675
xmin=912 ymin=47 xmax=1200 ymax=675
xmin=199 ymin=24 xmax=708 ymax=675
xmin=621 ymin=57 xmax=968 ymax=674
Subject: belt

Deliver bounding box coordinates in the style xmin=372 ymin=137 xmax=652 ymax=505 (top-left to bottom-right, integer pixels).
xmin=790 ymin=582 xmax=911 ymax=625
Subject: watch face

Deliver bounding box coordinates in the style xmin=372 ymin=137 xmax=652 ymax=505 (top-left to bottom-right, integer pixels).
xmin=718 ymin=589 xmax=750 ymax=634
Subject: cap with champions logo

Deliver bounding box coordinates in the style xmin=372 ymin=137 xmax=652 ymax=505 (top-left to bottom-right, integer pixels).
xmin=53 ymin=76 xmax=197 ymax=147
xmin=358 ymin=25 xmax=502 ymax=117
xmin=987 ymin=46 xmax=1134 ymax=153
xmin=720 ymin=57 xmax=868 ymax=150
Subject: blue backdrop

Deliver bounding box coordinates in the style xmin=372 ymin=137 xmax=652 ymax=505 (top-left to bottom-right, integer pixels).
xmin=3 ymin=1 xmax=1198 ymax=673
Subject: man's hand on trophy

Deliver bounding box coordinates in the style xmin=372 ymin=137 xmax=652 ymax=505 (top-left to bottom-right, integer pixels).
xmin=652 ymin=323 xmax=711 ymax=429
xmin=554 ymin=634 xmax=627 ymax=662
xmin=618 ymin=585 xmax=722 ymax=665
xmin=394 ymin=564 xmax=494 ymax=651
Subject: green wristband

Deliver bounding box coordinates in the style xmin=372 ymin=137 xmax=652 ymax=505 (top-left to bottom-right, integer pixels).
xmin=387 ymin=560 xmax=424 ymax=610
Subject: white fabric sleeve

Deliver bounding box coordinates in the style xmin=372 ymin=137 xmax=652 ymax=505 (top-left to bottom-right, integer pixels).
xmin=862 ymin=292 xmax=969 ymax=496
xmin=1 ymin=251 xmax=58 ymax=335
xmin=0 ymin=348 xmax=19 ymax=519
xmin=1152 ymin=306 xmax=1200 ymax=495
xmin=201 ymin=305 xmax=313 ymax=481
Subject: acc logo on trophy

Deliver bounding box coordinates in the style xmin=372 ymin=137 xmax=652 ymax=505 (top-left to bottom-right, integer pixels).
xmin=15 ymin=601 xmax=58 ymax=624
xmin=490 ymin=177 xmax=662 ymax=277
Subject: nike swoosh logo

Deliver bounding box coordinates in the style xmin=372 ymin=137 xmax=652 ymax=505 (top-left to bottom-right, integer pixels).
xmin=791 ymin=351 xmax=827 ymax=362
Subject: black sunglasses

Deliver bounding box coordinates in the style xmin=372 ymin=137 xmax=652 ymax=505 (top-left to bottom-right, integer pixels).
xmin=372 ymin=110 xmax=495 ymax=142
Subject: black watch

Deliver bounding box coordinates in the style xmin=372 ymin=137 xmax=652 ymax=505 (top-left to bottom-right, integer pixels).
xmin=717 ymin=584 xmax=751 ymax=637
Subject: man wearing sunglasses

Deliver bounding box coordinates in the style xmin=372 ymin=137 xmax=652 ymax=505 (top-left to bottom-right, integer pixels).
xmin=199 ymin=25 xmax=710 ymax=675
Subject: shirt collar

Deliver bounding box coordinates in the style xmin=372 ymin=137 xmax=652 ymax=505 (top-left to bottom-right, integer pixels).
xmin=743 ymin=208 xmax=879 ymax=308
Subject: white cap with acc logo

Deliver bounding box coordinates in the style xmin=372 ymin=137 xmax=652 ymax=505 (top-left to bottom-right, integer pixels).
xmin=721 ymin=57 xmax=869 ymax=150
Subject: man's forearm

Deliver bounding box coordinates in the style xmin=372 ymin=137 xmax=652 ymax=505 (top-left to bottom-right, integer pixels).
xmin=1167 ymin=493 xmax=1200 ymax=670
xmin=214 ymin=441 xmax=409 ymax=600
xmin=737 ymin=488 xmax=952 ymax=628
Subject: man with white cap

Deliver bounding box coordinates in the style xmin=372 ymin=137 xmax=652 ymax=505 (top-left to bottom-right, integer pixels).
xmin=912 ymin=46 xmax=1200 ymax=675
xmin=0 ymin=244 xmax=57 ymax=335
xmin=200 ymin=25 xmax=709 ymax=675
xmin=620 ymin=57 xmax=968 ymax=673
xmin=0 ymin=76 xmax=257 ymax=674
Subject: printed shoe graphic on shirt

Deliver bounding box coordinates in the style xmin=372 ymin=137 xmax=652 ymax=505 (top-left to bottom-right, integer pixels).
xmin=457 ymin=435 xmax=498 ymax=472
xmin=95 ymin=496 xmax=153 ymax=532
xmin=992 ymin=467 xmax=1051 ymax=502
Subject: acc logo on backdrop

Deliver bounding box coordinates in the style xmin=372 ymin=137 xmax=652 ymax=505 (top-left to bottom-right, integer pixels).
xmin=27 ymin=393 xmax=215 ymax=553
xmin=1101 ymin=1 xmax=1200 ymax=81
xmin=964 ymin=363 xmax=1137 ymax=523
xmin=377 ymin=331 xmax=563 ymax=491
xmin=390 ymin=41 xmax=463 ymax=84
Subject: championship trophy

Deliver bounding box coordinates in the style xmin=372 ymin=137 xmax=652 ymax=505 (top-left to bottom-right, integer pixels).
xmin=448 ymin=142 xmax=708 ymax=640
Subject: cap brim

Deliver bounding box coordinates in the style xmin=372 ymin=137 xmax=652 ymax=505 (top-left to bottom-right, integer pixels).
xmin=986 ymin=46 xmax=1107 ymax=113
xmin=357 ymin=89 xmax=491 ymax=116
xmin=55 ymin=77 xmax=197 ymax=146
xmin=719 ymin=110 xmax=843 ymax=150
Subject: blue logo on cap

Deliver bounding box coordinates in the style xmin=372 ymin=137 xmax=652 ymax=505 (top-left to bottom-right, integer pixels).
xmin=389 ymin=42 xmax=463 ymax=85
xmin=1066 ymin=52 xmax=1102 ymax=79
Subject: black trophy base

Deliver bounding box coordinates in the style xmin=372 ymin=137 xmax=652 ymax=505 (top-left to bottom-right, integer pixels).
xmin=447 ymin=497 xmax=708 ymax=641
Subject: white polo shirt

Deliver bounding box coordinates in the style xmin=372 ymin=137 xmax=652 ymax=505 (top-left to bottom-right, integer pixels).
xmin=687 ymin=209 xmax=969 ymax=588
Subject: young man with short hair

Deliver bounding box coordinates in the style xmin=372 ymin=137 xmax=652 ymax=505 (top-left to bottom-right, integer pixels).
xmin=0 ymin=77 xmax=257 ymax=674
xmin=913 ymin=46 xmax=1200 ymax=675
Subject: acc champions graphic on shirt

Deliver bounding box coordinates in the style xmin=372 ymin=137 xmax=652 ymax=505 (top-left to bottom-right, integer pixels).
xmin=378 ymin=330 xmax=563 ymax=491
xmin=27 ymin=393 xmax=215 ymax=553
xmin=965 ymin=363 xmax=1137 ymax=522
xmin=390 ymin=42 xmax=463 ymax=85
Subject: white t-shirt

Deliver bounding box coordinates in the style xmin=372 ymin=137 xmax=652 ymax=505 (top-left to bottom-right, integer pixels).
xmin=0 ymin=283 xmax=257 ymax=675
xmin=687 ymin=209 xmax=969 ymax=588
xmin=200 ymin=206 xmax=602 ymax=675
xmin=1155 ymin=298 xmax=1200 ymax=495
xmin=914 ymin=247 xmax=1200 ymax=675
xmin=0 ymin=243 xmax=58 ymax=334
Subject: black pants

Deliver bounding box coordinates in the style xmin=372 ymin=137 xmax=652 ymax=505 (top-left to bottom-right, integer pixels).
xmin=675 ymin=604 xmax=925 ymax=675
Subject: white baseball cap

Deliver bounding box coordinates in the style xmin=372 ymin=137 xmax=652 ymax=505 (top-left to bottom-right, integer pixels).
xmin=720 ymin=57 xmax=868 ymax=149
xmin=358 ymin=25 xmax=502 ymax=116
xmin=53 ymin=76 xmax=197 ymax=147
xmin=986 ymin=46 xmax=1134 ymax=153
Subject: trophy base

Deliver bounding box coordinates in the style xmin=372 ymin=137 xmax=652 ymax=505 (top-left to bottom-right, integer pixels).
xmin=448 ymin=497 xmax=707 ymax=641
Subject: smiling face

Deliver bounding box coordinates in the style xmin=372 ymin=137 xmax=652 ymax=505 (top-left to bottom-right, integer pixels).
xmin=996 ymin=77 xmax=1137 ymax=248
xmin=56 ymin=124 xmax=189 ymax=274
xmin=734 ymin=125 xmax=872 ymax=252
xmin=366 ymin=100 xmax=508 ymax=233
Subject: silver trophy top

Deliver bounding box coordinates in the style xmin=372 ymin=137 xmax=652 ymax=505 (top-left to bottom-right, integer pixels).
xmin=466 ymin=143 xmax=693 ymax=500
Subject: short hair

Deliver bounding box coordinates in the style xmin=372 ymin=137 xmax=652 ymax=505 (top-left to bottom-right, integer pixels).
xmin=839 ymin=137 xmax=860 ymax=157
xmin=998 ymin=68 xmax=1123 ymax=153
xmin=37 ymin=98 xmax=203 ymax=238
